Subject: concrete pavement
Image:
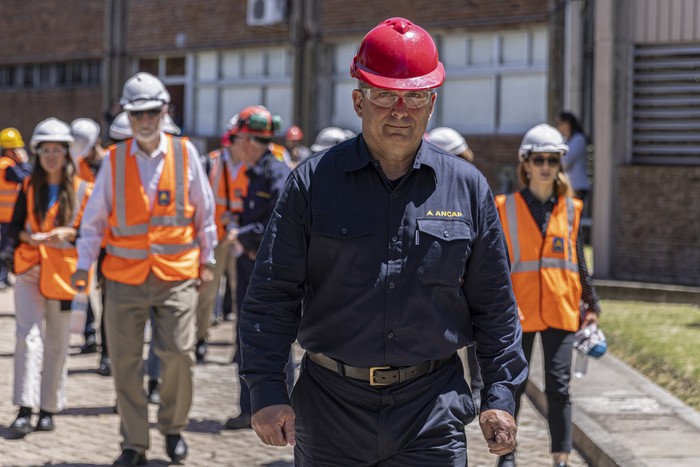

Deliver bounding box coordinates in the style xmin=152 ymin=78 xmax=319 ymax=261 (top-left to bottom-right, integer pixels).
xmin=0 ymin=285 xmax=587 ymax=466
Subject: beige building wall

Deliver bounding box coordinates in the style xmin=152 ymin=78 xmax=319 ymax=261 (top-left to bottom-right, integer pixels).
xmin=632 ymin=0 xmax=700 ymax=43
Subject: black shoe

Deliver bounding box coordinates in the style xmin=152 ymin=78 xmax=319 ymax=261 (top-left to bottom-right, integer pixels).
xmin=165 ymin=434 xmax=188 ymax=463
xmin=195 ymin=339 xmax=207 ymax=364
xmin=147 ymin=379 xmax=160 ymax=405
xmin=97 ymin=355 xmax=112 ymax=376
xmin=112 ymin=449 xmax=146 ymax=466
xmin=80 ymin=334 xmax=98 ymax=354
xmin=497 ymin=451 xmax=516 ymax=467
xmin=35 ymin=410 xmax=54 ymax=432
xmin=9 ymin=406 xmax=33 ymax=436
xmin=224 ymin=414 xmax=252 ymax=430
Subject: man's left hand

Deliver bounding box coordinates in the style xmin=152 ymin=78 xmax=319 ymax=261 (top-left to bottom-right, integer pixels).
xmin=479 ymin=408 xmax=517 ymax=455
xmin=199 ymin=264 xmax=215 ymax=283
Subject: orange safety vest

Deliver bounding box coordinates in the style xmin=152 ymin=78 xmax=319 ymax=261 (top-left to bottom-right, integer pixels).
xmin=14 ymin=177 xmax=93 ymax=300
xmin=208 ymin=149 xmax=248 ymax=240
xmin=269 ymin=142 xmax=291 ymax=166
xmin=0 ymin=157 xmax=21 ymax=222
xmin=495 ymin=192 xmax=583 ymax=332
xmin=102 ymin=135 xmax=199 ymax=285
xmin=77 ymin=156 xmax=95 ymax=182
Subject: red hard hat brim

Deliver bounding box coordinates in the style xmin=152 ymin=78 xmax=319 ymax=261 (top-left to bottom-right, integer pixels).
xmin=351 ymin=61 xmax=445 ymax=91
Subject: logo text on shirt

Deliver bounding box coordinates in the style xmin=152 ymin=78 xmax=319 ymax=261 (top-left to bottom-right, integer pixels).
xmin=426 ymin=210 xmax=463 ymax=217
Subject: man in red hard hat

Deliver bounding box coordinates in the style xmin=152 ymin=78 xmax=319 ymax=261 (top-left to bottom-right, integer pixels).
xmin=239 ymin=17 xmax=526 ymax=466
xmin=284 ymin=125 xmax=311 ymax=167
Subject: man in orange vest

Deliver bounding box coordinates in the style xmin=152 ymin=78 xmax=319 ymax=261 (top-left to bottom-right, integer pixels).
xmin=73 ymin=72 xmax=217 ymax=467
xmin=193 ymin=119 xmax=247 ymax=363
xmin=0 ymin=127 xmax=32 ymax=290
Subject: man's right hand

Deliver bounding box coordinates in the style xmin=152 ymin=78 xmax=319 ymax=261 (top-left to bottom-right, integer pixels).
xmin=71 ymin=269 xmax=89 ymax=290
xmin=251 ymin=404 xmax=296 ymax=447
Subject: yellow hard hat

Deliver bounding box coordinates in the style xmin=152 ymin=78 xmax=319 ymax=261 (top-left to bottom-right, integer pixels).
xmin=0 ymin=127 xmax=25 ymax=149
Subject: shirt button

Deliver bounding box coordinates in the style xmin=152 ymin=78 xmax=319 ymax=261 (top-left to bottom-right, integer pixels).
xmin=388 ymin=282 xmax=396 ymax=290
xmin=387 ymin=331 xmax=395 ymax=339
xmin=443 ymin=230 xmax=449 ymax=237
xmin=392 ymin=193 xmax=398 ymax=199
xmin=391 ymin=236 xmax=398 ymax=242
xmin=340 ymin=228 xmax=348 ymax=234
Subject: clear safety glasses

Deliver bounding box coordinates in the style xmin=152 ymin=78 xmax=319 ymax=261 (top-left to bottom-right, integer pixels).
xmin=361 ymin=88 xmax=434 ymax=109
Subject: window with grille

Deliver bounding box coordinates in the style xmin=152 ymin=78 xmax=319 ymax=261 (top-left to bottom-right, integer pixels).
xmin=632 ymin=44 xmax=700 ymax=165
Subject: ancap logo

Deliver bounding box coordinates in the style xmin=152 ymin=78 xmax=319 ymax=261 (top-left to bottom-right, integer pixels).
xmin=426 ymin=210 xmax=463 ymax=218
xmin=552 ymin=237 xmax=565 ymax=253
xmin=157 ymin=190 xmax=171 ymax=206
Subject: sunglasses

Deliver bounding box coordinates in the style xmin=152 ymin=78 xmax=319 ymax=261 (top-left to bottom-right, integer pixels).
xmin=529 ymin=155 xmax=560 ymax=167
xmin=129 ymin=108 xmax=162 ymax=119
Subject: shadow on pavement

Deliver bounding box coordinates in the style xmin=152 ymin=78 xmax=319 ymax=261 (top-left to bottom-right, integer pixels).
xmin=59 ymin=406 xmax=117 ymax=417
xmin=184 ymin=417 xmax=225 ymax=434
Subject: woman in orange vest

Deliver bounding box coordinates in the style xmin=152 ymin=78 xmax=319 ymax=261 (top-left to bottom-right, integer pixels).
xmin=494 ymin=124 xmax=601 ymax=467
xmin=7 ymin=118 xmax=92 ymax=438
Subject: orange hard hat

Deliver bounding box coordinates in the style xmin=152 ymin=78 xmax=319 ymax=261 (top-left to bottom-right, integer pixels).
xmin=236 ymin=105 xmax=281 ymax=138
xmin=286 ymin=125 xmax=304 ymax=141
xmin=350 ymin=17 xmax=445 ymax=90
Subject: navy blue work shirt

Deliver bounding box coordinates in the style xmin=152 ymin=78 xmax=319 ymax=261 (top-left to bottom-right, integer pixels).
xmin=236 ymin=151 xmax=291 ymax=253
xmin=239 ymin=135 xmax=527 ymax=415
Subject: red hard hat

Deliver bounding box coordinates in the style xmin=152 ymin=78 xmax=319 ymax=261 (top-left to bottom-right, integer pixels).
xmin=286 ymin=125 xmax=304 ymax=141
xmin=350 ymin=17 xmax=445 ymax=91
xmin=236 ymin=105 xmax=281 ymax=138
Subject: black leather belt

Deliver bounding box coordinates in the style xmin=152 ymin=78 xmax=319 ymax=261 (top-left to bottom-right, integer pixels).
xmin=307 ymin=352 xmax=454 ymax=387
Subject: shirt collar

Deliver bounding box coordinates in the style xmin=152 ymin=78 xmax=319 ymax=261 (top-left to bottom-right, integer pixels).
xmin=247 ymin=150 xmax=273 ymax=177
xmin=343 ymin=134 xmax=439 ymax=177
xmin=131 ymin=132 xmax=168 ymax=159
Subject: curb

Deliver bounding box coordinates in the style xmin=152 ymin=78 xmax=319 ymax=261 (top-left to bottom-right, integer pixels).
xmin=593 ymin=279 xmax=700 ymax=305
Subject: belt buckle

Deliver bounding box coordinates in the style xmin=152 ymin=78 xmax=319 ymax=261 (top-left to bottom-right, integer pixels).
xmin=369 ymin=366 xmax=391 ymax=386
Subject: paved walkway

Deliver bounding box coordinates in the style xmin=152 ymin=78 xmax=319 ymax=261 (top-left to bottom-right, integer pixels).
xmin=0 ymin=285 xmax=587 ymax=466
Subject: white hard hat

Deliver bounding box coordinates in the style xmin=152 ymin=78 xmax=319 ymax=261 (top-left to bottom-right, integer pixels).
xmin=427 ymin=127 xmax=468 ymax=156
xmin=120 ymin=72 xmax=170 ymax=111
xmin=310 ymin=127 xmax=356 ymax=152
xmin=518 ymin=123 xmax=569 ymax=161
xmin=109 ymin=112 xmax=132 ymax=141
xmin=30 ymin=118 xmax=74 ymax=153
xmin=70 ymin=118 xmax=101 ymax=159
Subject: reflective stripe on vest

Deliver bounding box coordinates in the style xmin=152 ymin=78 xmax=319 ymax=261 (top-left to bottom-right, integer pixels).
xmin=504 ymin=194 xmax=578 ymax=274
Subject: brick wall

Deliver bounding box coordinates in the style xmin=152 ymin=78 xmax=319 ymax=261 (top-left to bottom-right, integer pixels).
xmin=615 ymin=165 xmax=700 ymax=286
xmin=125 ymin=0 xmax=290 ymax=53
xmin=0 ymin=88 xmax=103 ymax=146
xmin=0 ymin=1 xmax=104 ymax=62
xmin=319 ymin=0 xmax=550 ymax=36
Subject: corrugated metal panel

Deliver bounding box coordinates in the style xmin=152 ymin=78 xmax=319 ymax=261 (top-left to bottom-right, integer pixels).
xmin=632 ymin=44 xmax=700 ymax=164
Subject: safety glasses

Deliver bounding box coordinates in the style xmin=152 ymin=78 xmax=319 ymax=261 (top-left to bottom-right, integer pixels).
xmin=129 ymin=108 xmax=163 ymax=119
xmin=528 ymin=155 xmax=560 ymax=167
xmin=361 ymin=88 xmax=433 ymax=109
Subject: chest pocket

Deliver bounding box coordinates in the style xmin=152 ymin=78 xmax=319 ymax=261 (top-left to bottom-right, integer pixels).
xmin=310 ymin=215 xmax=376 ymax=285
xmin=416 ymin=218 xmax=471 ymax=287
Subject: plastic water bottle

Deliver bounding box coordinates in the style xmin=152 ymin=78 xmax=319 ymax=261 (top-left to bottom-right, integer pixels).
xmin=573 ymin=349 xmax=589 ymax=378
xmin=70 ymin=281 xmax=88 ymax=335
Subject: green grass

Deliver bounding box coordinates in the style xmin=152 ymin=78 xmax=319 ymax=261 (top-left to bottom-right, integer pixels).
xmin=600 ymin=300 xmax=700 ymax=410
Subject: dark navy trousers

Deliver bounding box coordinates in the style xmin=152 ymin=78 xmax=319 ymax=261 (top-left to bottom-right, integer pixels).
xmin=292 ymin=353 xmax=475 ymax=466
